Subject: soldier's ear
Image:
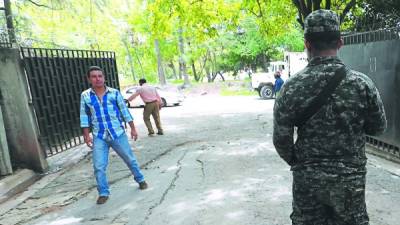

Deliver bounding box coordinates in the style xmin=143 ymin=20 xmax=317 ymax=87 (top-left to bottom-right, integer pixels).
xmin=304 ymin=40 xmax=312 ymax=50
xmin=337 ymin=38 xmax=344 ymax=49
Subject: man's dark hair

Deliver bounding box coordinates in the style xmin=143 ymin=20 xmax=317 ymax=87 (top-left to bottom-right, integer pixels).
xmin=139 ymin=78 xmax=147 ymax=86
xmin=87 ymin=66 xmax=104 ymax=77
xmin=305 ymin=31 xmax=341 ymax=51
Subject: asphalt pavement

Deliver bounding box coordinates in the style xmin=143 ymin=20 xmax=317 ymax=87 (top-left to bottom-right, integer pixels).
xmin=0 ymin=95 xmax=399 ymax=225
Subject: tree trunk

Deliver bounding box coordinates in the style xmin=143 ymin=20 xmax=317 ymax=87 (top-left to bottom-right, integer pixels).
xmin=122 ymin=39 xmax=136 ymax=82
xmin=261 ymin=54 xmax=268 ymax=72
xmin=293 ymin=0 xmax=355 ymax=28
xmin=154 ymin=39 xmax=166 ymax=85
xmin=178 ymin=66 xmax=183 ymax=80
xmin=4 ymin=0 xmax=16 ymax=43
xmin=325 ymin=0 xmax=331 ymax=9
xmin=188 ymin=41 xmax=199 ymax=82
xmin=219 ymin=72 xmax=225 ymax=81
xmin=313 ymin=0 xmax=322 ymax=10
xmin=178 ymin=27 xmax=190 ymax=86
xmin=205 ymin=51 xmax=212 ymax=83
xmin=210 ymin=51 xmax=218 ymax=83
xmin=197 ymin=53 xmax=208 ymax=82
xmin=340 ymin=0 xmax=356 ymax=23
xmin=192 ymin=62 xmax=199 ymax=81
xmin=133 ymin=49 xmax=144 ymax=79
xmin=211 ymin=72 xmax=216 ymax=82
xmin=206 ymin=66 xmax=212 ymax=83
xmin=211 ymin=71 xmax=225 ymax=82
xmin=168 ymin=61 xmax=177 ymax=79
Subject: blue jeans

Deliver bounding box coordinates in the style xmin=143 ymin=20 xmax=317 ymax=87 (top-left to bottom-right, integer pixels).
xmin=92 ymin=133 xmax=144 ymax=196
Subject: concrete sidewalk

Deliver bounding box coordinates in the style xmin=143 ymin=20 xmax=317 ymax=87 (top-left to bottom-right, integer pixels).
xmin=0 ymin=144 xmax=91 ymax=215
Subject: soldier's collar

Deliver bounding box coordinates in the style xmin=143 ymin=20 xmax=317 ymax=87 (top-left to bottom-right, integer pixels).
xmin=308 ymin=56 xmax=343 ymax=66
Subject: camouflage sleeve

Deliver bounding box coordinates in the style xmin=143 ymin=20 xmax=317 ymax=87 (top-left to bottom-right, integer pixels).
xmin=364 ymin=81 xmax=387 ymax=136
xmin=273 ymin=85 xmax=296 ymax=166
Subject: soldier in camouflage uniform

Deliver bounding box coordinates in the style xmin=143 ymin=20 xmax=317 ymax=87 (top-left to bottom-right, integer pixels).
xmin=273 ymin=9 xmax=387 ymax=225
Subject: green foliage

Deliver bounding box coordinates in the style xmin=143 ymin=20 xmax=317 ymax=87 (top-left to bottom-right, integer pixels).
xmin=350 ymin=0 xmax=400 ymax=31
xmin=11 ymin=0 xmax=306 ymax=85
xmin=291 ymin=0 xmax=362 ymax=31
xmin=208 ymin=16 xmax=267 ymax=72
xmin=208 ymin=1 xmax=304 ymax=73
xmin=220 ymin=88 xmax=257 ymax=96
xmin=13 ymin=0 xmax=146 ymax=84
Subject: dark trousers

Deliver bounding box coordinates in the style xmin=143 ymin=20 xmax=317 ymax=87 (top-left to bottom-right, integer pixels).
xmin=143 ymin=101 xmax=162 ymax=134
xmin=291 ymin=170 xmax=369 ymax=225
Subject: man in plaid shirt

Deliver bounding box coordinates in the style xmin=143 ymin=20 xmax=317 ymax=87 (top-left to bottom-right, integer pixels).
xmin=80 ymin=66 xmax=148 ymax=205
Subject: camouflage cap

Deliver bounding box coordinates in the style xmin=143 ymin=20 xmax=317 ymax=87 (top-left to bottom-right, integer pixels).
xmin=304 ymin=9 xmax=340 ymax=34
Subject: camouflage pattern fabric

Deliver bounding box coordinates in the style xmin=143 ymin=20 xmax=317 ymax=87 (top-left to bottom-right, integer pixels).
xmin=273 ymin=56 xmax=387 ymax=225
xmin=304 ymin=9 xmax=340 ymax=34
xmin=273 ymin=56 xmax=386 ymax=170
xmin=291 ymin=170 xmax=369 ymax=225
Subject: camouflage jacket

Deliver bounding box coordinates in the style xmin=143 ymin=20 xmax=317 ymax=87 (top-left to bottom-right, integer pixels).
xmin=273 ymin=56 xmax=387 ymax=173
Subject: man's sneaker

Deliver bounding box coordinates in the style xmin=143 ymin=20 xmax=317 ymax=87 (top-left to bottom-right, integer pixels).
xmin=96 ymin=196 xmax=109 ymax=204
xmin=148 ymin=132 xmax=155 ymax=136
xmin=139 ymin=181 xmax=148 ymax=190
xmin=157 ymin=131 xmax=164 ymax=135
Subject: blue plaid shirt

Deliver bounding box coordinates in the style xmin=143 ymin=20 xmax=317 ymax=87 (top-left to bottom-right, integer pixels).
xmin=80 ymin=87 xmax=133 ymax=140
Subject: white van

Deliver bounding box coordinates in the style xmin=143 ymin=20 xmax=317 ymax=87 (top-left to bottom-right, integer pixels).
xmin=251 ymin=61 xmax=287 ymax=99
xmin=251 ymin=52 xmax=308 ymax=99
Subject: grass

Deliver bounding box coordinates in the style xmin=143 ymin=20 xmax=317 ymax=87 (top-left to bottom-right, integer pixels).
xmin=220 ymin=81 xmax=257 ymax=96
xmin=170 ymin=79 xmax=184 ymax=85
xmin=220 ymin=88 xmax=257 ymax=96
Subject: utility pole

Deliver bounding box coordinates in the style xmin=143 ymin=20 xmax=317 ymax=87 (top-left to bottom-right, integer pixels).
xmin=3 ymin=0 xmax=16 ymax=43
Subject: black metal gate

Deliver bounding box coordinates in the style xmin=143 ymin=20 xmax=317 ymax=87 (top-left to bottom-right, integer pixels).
xmin=0 ymin=32 xmax=12 ymax=48
xmin=21 ymin=48 xmax=120 ymax=157
xmin=340 ymin=27 xmax=400 ymax=159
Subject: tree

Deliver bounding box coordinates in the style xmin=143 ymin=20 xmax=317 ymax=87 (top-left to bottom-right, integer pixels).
xmin=178 ymin=26 xmax=189 ymax=86
xmin=154 ymin=39 xmax=167 ymax=85
xmin=351 ymin=0 xmax=400 ymax=31
xmin=10 ymin=0 xmax=307 ymax=86
xmin=12 ymin=0 xmax=144 ymax=83
xmin=291 ymin=0 xmax=357 ymax=27
xmin=3 ymin=0 xmax=16 ymax=43
xmin=242 ymin=0 xmax=298 ymax=36
xmin=141 ymin=0 xmax=242 ymax=85
xmin=121 ymin=36 xmax=137 ymax=82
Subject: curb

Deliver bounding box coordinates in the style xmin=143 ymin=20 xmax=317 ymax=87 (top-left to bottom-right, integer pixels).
xmin=366 ymin=145 xmax=400 ymax=164
xmin=0 ymin=169 xmax=39 ymax=204
xmin=0 ymin=144 xmax=91 ymax=215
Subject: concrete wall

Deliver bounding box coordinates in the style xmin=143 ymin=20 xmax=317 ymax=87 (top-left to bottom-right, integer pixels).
xmin=0 ymin=105 xmax=12 ymax=175
xmin=0 ymin=48 xmax=48 ymax=172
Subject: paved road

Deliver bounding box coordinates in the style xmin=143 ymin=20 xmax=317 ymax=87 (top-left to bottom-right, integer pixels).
xmin=0 ymin=95 xmax=399 ymax=225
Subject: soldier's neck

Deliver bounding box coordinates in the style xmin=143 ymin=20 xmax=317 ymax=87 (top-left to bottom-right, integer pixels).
xmin=311 ymin=49 xmax=338 ymax=58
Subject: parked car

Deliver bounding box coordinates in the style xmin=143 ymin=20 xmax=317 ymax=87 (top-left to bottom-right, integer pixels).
xmin=121 ymin=86 xmax=184 ymax=108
